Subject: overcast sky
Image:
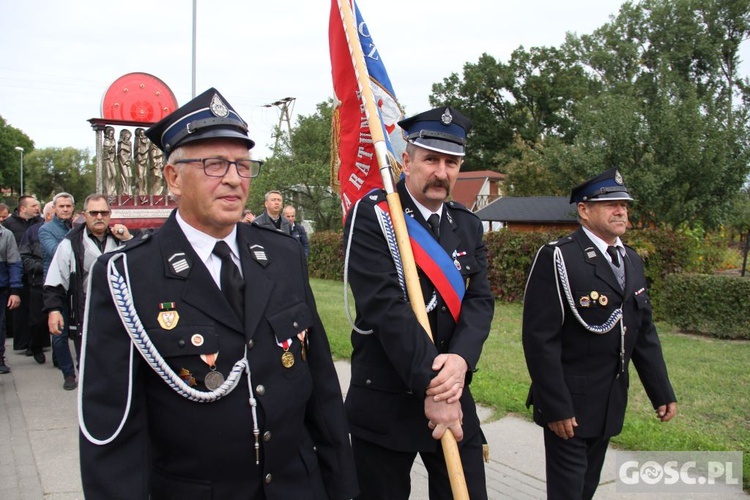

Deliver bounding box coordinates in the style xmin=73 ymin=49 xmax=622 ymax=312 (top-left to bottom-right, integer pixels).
xmin=2 ymin=0 xmax=748 ymax=160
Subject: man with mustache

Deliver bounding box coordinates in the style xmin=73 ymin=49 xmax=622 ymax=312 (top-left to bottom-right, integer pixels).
xmin=43 ymin=194 xmax=133 ymax=390
xmin=522 ymin=168 xmax=677 ymax=499
xmin=344 ymin=107 xmax=494 ymax=499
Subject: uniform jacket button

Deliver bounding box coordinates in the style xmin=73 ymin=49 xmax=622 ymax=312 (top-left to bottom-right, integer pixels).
xmin=263 ymin=431 xmax=272 ymax=442
xmin=264 ymin=473 xmax=272 ymax=484
xmin=255 ymin=384 xmax=265 ymax=395
xmin=178 ymin=339 xmax=185 ymax=347
xmin=365 ymin=379 xmax=372 ymax=385
xmin=441 ymin=306 xmax=447 ymax=313
xmin=293 ymin=321 xmax=299 ymax=329
xmin=247 ymin=339 xmax=254 ymax=349
xmin=466 ymin=265 xmax=471 ymax=270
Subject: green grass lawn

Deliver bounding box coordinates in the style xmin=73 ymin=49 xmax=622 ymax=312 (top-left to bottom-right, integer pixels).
xmin=311 ymin=277 xmax=750 ymax=489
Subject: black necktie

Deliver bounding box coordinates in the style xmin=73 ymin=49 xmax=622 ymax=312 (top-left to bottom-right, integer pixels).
xmin=607 ymin=245 xmax=626 ymax=289
xmin=427 ymin=213 xmax=440 ymax=240
xmin=607 ymin=246 xmax=620 ymax=267
xmin=212 ymin=241 xmax=245 ymax=321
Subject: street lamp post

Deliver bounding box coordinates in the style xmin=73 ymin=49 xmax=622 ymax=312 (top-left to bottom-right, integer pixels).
xmin=14 ymin=146 xmax=24 ymax=196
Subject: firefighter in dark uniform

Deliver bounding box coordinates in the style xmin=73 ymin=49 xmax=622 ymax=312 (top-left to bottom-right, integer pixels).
xmin=344 ymin=107 xmax=494 ymax=499
xmin=78 ymin=88 xmax=357 ymax=500
xmin=522 ymin=168 xmax=677 ymax=500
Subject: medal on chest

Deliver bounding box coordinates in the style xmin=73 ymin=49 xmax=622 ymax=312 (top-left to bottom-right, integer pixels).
xmin=200 ymin=352 xmax=225 ymax=390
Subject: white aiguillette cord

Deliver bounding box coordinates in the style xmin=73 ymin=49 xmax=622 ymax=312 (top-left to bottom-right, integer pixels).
xmin=79 ymin=253 xmax=261 ymax=462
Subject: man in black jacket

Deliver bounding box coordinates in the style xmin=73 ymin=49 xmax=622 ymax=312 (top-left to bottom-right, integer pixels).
xmin=3 ymin=195 xmax=41 ymax=352
xmin=522 ymin=168 xmax=677 ymax=499
xmin=344 ymin=107 xmax=494 ymax=499
xmin=43 ymin=195 xmax=133 ymax=390
xmin=78 ymin=88 xmax=357 ymax=499
xmin=19 ymin=201 xmax=54 ymax=364
xmin=283 ymin=205 xmax=309 ymax=258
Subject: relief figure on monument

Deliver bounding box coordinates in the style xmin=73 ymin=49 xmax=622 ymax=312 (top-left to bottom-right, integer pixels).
xmin=134 ymin=128 xmax=150 ymax=196
xmin=149 ymin=141 xmax=165 ymax=196
xmin=118 ymin=129 xmax=133 ymax=196
xmin=102 ymin=126 xmax=117 ymax=195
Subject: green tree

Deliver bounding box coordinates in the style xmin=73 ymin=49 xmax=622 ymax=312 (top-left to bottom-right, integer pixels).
xmin=438 ymin=0 xmax=750 ymax=230
xmin=24 ymin=147 xmax=95 ymax=206
xmin=249 ymin=100 xmax=342 ymax=231
xmin=0 ymin=115 xmax=34 ymax=198
xmin=430 ymin=47 xmax=594 ymax=171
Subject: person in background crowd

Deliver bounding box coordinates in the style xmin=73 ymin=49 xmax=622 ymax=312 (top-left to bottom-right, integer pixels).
xmin=0 ymin=221 xmax=23 ymax=374
xmin=44 ymin=195 xmax=133 ymax=391
xmin=3 ymin=195 xmax=42 ymax=353
xmin=78 ymin=88 xmax=357 ymax=498
xmin=241 ymin=209 xmax=255 ymax=224
xmin=253 ymin=190 xmax=291 ymax=235
xmin=0 ymin=203 xmax=9 ymax=223
xmin=522 ymin=168 xmax=677 ymax=500
xmin=283 ymin=205 xmax=309 ymax=258
xmin=39 ymin=193 xmax=77 ymax=386
xmin=20 ymin=201 xmax=55 ymax=364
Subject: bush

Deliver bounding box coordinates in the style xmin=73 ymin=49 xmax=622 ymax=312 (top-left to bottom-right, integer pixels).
xmin=484 ymin=230 xmax=565 ymax=302
xmin=662 ymin=273 xmax=750 ymax=339
xmin=308 ymin=230 xmax=344 ymax=281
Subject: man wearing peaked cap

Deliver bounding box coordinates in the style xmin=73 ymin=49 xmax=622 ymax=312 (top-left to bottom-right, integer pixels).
xmin=79 ymin=89 xmax=357 ymax=499
xmin=344 ymin=106 xmax=494 ymax=499
xmin=569 ymin=167 xmax=634 ymax=204
xmin=397 ymin=106 xmax=472 ymax=156
xmin=145 ymin=87 xmax=255 ymax=155
xmin=522 ymin=168 xmax=677 ymax=499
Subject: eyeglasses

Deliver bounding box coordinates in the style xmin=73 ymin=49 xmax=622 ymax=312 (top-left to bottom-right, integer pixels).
xmin=174 ymin=158 xmax=263 ymax=178
xmin=86 ymin=210 xmax=111 ymax=217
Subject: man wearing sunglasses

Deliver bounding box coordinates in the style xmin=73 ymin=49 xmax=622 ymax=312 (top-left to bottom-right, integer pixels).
xmin=77 ymin=88 xmax=357 ymax=499
xmin=42 ymin=194 xmax=134 ymax=390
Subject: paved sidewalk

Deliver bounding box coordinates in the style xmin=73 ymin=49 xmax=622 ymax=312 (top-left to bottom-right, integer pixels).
xmin=0 ymin=340 xmax=746 ymax=499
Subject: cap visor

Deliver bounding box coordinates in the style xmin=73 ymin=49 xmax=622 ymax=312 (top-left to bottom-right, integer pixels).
xmin=178 ymin=128 xmax=255 ymax=151
xmin=412 ymin=138 xmax=465 ymax=157
xmin=588 ymin=192 xmax=634 ymax=202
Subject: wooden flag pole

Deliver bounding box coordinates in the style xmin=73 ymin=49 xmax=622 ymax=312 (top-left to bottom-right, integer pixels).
xmin=336 ymin=1 xmax=469 ymax=498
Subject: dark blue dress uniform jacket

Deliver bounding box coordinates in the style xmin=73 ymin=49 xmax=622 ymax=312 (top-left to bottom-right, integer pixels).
xmin=79 ymin=212 xmax=357 ymax=500
xmin=343 ymin=180 xmax=494 ymax=452
xmin=522 ymin=228 xmax=676 ymax=438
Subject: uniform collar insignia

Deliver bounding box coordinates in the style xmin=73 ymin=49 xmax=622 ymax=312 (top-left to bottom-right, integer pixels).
xmin=584 ymin=246 xmax=598 ymax=259
xmin=445 ymin=211 xmax=454 ymax=226
xmin=250 ymin=244 xmax=268 ymax=266
xmin=168 ymin=252 xmax=191 ymax=278
xmin=404 ymin=207 xmax=414 ymax=217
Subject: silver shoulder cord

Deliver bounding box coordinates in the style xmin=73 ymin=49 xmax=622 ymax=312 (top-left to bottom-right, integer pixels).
xmin=343 ymin=198 xmax=434 ymax=335
xmin=554 ymin=246 xmax=626 ymax=373
xmin=79 ymin=253 xmax=261 ymax=460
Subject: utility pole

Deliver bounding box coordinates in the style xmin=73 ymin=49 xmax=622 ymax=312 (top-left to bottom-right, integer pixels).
xmin=263 ymin=97 xmax=296 ymax=153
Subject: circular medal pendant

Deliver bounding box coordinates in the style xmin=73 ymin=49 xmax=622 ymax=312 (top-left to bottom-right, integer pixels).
xmin=204 ymin=370 xmax=225 ymax=391
xmin=281 ymin=350 xmax=295 ymax=368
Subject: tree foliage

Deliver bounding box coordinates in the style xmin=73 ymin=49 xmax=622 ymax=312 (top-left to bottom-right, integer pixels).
xmin=24 ymin=147 xmax=95 ymax=206
xmin=0 ymin=115 xmax=34 ymax=198
xmin=430 ymin=0 xmax=750 ymax=230
xmin=248 ymin=100 xmax=342 ymax=231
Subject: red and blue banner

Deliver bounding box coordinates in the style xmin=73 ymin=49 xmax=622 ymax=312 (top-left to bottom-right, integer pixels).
xmin=376 ymin=201 xmax=465 ymax=322
xmin=329 ymin=0 xmax=406 ymax=216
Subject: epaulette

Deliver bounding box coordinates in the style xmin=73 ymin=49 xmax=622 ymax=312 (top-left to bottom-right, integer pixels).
xmin=115 ymin=231 xmax=153 ymax=252
xmin=546 ymin=235 xmax=574 ymax=247
xmin=361 ymin=189 xmax=386 ymax=204
xmin=446 ymin=199 xmax=474 ymax=215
